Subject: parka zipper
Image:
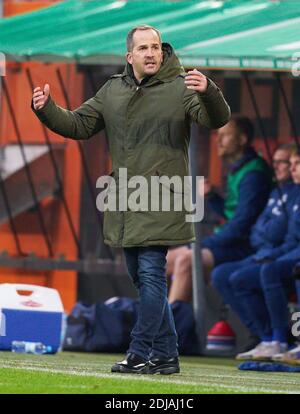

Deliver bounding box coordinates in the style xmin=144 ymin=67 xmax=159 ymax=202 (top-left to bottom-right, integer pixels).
xmin=120 ymin=84 xmax=142 ymax=244
xmin=119 ymin=81 xmax=163 ymax=244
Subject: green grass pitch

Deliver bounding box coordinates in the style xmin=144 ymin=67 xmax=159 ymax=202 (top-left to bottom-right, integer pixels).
xmin=0 ymin=351 xmax=300 ymax=394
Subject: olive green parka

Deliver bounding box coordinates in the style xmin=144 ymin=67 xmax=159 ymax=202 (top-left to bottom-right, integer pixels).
xmin=33 ymin=43 xmax=231 ymax=247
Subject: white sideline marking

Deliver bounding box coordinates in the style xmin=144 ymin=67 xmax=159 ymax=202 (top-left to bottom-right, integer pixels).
xmin=0 ymin=361 xmax=298 ymax=394
xmin=2 ymin=358 xmax=300 ymax=385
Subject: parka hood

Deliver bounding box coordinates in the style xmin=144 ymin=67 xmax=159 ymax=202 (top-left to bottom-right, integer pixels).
xmin=123 ymin=42 xmax=185 ymax=83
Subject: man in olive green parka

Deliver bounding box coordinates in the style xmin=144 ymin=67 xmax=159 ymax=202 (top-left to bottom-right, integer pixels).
xmin=32 ymin=25 xmax=230 ymax=375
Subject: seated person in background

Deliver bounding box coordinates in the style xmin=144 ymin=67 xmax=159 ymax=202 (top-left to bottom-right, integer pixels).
xmin=167 ymin=114 xmax=272 ymax=303
xmin=276 ymin=263 xmax=300 ymax=362
xmin=212 ymin=146 xmax=300 ymax=360
xmin=249 ymin=144 xmax=297 ymax=253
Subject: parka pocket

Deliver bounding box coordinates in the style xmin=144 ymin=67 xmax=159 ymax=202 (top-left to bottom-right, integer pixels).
xmin=101 ymin=170 xmax=124 ymax=244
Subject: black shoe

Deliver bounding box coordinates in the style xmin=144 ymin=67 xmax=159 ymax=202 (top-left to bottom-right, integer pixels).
xmin=148 ymin=356 xmax=180 ymax=375
xmin=111 ymin=353 xmax=148 ymax=374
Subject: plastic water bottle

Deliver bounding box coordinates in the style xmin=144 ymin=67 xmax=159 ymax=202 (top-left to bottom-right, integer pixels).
xmin=11 ymin=341 xmax=52 ymax=354
xmin=58 ymin=312 xmax=67 ymax=352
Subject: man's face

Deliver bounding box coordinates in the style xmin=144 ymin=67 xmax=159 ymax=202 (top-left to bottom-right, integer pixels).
xmin=126 ymin=29 xmax=163 ymax=80
xmin=216 ymin=121 xmax=246 ymax=159
xmin=290 ymin=154 xmax=300 ymax=184
xmin=272 ymin=149 xmax=291 ymax=182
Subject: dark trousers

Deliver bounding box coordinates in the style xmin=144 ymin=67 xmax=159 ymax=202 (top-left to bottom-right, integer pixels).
xmin=124 ymin=246 xmax=178 ymax=360
xmin=212 ymin=255 xmax=296 ymax=340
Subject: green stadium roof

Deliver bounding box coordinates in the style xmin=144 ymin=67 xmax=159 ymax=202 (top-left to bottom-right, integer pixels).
xmin=0 ymin=0 xmax=300 ymax=70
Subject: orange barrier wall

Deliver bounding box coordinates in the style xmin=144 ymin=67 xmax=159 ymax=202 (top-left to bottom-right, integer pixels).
xmin=207 ymin=75 xmax=295 ymax=189
xmin=1 ymin=1 xmax=81 ymax=312
xmin=4 ymin=1 xmax=60 ymax=17
xmin=0 ymin=62 xmax=84 ymax=312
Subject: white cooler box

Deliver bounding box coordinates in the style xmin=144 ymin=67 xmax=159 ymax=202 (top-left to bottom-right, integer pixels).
xmin=0 ymin=283 xmax=64 ymax=353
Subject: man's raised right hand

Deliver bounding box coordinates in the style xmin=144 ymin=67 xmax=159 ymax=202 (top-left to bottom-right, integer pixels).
xmin=32 ymin=84 xmax=50 ymax=110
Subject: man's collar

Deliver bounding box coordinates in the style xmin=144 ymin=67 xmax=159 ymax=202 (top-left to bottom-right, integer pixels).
xmin=125 ymin=63 xmax=153 ymax=86
xmin=229 ymin=147 xmax=257 ymax=173
xmin=133 ymin=73 xmax=153 ymax=86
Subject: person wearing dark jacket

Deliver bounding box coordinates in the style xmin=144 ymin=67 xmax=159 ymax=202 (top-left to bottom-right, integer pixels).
xmin=276 ymin=261 xmax=300 ymax=363
xmin=202 ymin=145 xmax=272 ymax=258
xmin=32 ymin=25 xmax=230 ymax=375
xmin=250 ymin=145 xmax=297 ymax=252
xmin=167 ymin=115 xmax=272 ymax=303
xmin=212 ymin=145 xmax=300 ymax=360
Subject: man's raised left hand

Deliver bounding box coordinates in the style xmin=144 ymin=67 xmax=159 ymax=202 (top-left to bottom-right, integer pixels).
xmin=184 ymin=69 xmax=208 ymax=93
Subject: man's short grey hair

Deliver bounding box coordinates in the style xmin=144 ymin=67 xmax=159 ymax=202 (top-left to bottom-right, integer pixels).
xmin=276 ymin=142 xmax=299 ymax=153
xmin=126 ymin=25 xmax=162 ymax=52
